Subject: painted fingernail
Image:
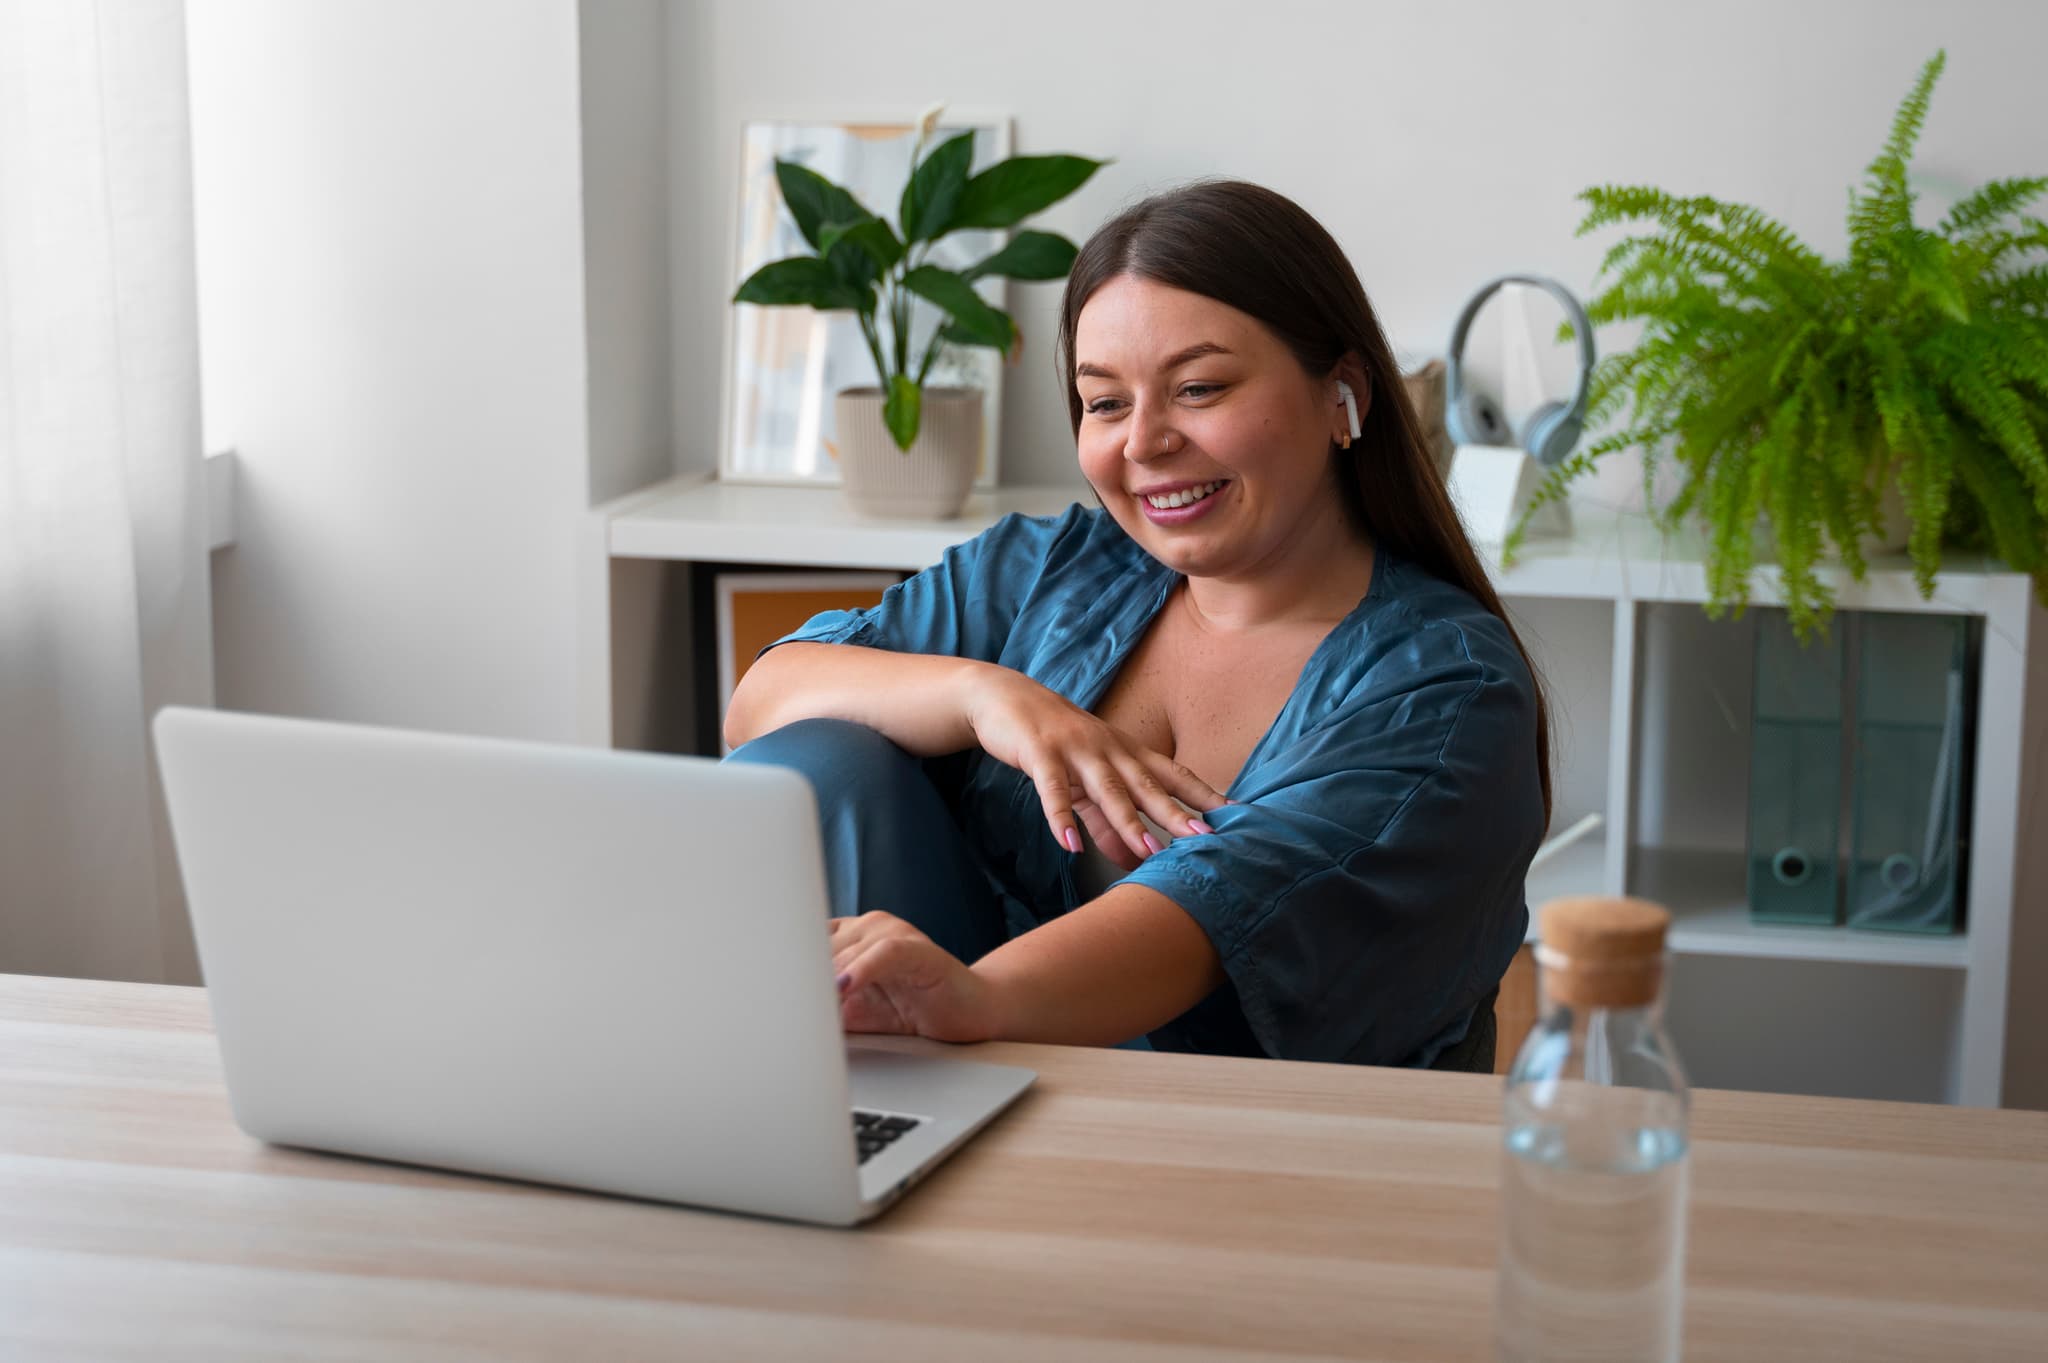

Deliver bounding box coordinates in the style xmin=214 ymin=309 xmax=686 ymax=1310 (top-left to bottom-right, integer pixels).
xmin=1142 ymin=832 xmax=1164 ymax=855
xmin=834 ymin=971 xmax=852 ymax=991
xmin=1063 ymin=827 xmax=1082 ymax=854
xmin=1186 ymin=818 xmax=1214 ymax=835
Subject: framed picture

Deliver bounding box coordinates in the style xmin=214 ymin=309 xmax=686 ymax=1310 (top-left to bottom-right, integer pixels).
xmin=712 ymin=570 xmax=903 ymax=753
xmin=720 ymin=114 xmax=1013 ymax=490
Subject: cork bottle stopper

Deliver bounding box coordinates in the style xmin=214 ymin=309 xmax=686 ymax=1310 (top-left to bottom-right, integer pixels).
xmin=1536 ymin=896 xmax=1671 ymax=1008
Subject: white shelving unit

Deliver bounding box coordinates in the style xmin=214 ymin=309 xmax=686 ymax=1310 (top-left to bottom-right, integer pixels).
xmin=584 ymin=473 xmax=2046 ymax=1108
xmin=1633 ymin=846 xmax=1971 ymax=969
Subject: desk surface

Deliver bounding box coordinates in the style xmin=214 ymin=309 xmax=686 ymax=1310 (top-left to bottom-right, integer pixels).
xmin=4 ymin=974 xmax=2045 ymax=1361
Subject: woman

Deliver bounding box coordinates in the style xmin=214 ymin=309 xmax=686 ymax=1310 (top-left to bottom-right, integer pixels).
xmin=725 ymin=180 xmax=1550 ymax=1071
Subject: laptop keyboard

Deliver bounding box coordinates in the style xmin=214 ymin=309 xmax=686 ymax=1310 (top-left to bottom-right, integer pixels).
xmin=852 ymin=1108 xmax=924 ymax=1164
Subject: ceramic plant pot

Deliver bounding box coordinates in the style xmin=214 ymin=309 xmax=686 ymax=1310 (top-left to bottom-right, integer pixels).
xmin=833 ymin=387 xmax=983 ymax=519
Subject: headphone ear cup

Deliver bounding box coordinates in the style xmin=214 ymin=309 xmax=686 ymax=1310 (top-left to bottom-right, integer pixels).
xmin=1450 ymin=391 xmax=1510 ymax=447
xmin=1519 ymin=400 xmax=1581 ymax=466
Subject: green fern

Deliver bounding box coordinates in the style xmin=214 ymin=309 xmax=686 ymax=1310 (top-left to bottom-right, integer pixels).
xmin=1507 ymin=50 xmax=2048 ymax=633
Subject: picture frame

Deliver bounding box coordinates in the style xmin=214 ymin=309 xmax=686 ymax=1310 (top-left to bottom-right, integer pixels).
xmin=718 ymin=113 xmax=1014 ymax=491
xmin=712 ymin=570 xmax=903 ymax=753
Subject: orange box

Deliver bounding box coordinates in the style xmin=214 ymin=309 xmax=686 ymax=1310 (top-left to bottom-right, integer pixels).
xmin=714 ymin=571 xmax=901 ymax=749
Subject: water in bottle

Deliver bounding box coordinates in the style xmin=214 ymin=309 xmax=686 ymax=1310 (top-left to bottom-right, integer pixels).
xmin=1497 ymin=895 xmax=1690 ymax=1363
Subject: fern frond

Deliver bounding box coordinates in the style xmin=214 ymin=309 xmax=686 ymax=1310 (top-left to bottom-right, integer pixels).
xmin=1865 ymin=327 xmax=1917 ymax=455
xmin=1802 ymin=355 xmax=1869 ymax=577
xmin=1952 ymin=437 xmax=2046 ymax=574
xmin=1576 ymin=185 xmax=1708 ymax=236
xmin=1767 ymin=320 xmax=1826 ymax=388
xmin=1891 ymin=228 xmax=1972 ymax=322
xmin=1979 ymin=318 xmax=2048 ymax=401
xmin=1940 ymin=175 xmax=2048 ymax=236
xmin=1716 ymin=201 xmax=1832 ymax=276
xmin=1702 ymin=442 xmax=1753 ymax=615
xmin=1579 ymin=188 xmax=1829 ymax=311
xmin=1748 ymin=391 xmax=1821 ymax=632
xmin=1851 ymin=50 xmax=1946 ymax=259
xmin=1927 ymin=331 xmax=2048 ymax=515
xmin=1583 ymin=352 xmax=1645 ymax=429
xmin=1882 ymin=50 xmax=1945 ymax=177
xmin=1973 ymin=218 xmax=2048 ymax=271
xmin=1987 ymin=265 xmax=2048 ymax=313
xmin=1910 ymin=439 xmax=1957 ymax=594
xmin=1584 ymin=271 xmax=1738 ymax=330
xmin=1597 ymin=232 xmax=1750 ymax=287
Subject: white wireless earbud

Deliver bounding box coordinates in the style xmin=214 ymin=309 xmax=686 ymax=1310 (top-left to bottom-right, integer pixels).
xmin=1337 ymin=380 xmax=1362 ymax=441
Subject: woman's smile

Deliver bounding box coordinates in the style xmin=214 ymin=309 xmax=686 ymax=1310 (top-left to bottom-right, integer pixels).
xmin=1136 ymin=478 xmax=1232 ymax=523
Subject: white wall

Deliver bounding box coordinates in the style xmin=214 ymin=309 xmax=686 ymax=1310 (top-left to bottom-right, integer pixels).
xmin=667 ymin=0 xmax=2048 ymax=494
xmin=579 ymin=0 xmax=673 ymax=506
xmin=188 ymin=0 xmax=2048 ymax=745
xmin=189 ymin=0 xmax=592 ymax=741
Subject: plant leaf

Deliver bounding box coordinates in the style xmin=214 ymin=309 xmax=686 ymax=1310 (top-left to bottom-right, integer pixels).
xmin=1892 ymin=229 xmax=1971 ymax=323
xmin=819 ymin=217 xmax=905 ymax=275
xmin=902 ymin=265 xmax=1014 ymax=349
xmin=884 ymin=374 xmax=922 ymax=451
xmin=732 ymin=257 xmax=868 ymax=311
xmin=900 ymin=131 xmax=976 ymax=244
xmin=962 ymin=230 xmax=1078 ymax=282
xmin=1939 ymin=174 xmax=2048 ymax=237
xmin=774 ymin=160 xmax=873 ymax=251
xmin=1850 ymin=50 xmax=1945 ymax=264
xmin=946 ymin=155 xmax=1107 ymax=232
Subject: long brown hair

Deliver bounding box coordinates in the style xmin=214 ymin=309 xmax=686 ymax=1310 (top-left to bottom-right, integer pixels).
xmin=1055 ymin=179 xmax=1553 ymax=826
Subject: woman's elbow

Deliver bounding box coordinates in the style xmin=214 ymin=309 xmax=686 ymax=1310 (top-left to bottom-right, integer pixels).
xmin=721 ymin=703 xmax=754 ymax=752
xmin=722 ymin=663 xmax=778 ymax=750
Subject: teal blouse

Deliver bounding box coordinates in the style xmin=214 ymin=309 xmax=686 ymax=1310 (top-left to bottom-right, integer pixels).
xmin=772 ymin=503 xmax=1544 ymax=1066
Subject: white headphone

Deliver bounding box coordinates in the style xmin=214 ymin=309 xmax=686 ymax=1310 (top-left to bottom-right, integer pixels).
xmin=1337 ymin=380 xmax=1362 ymax=441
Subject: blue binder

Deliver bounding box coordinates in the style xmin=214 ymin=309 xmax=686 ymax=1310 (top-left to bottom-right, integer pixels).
xmin=1847 ymin=613 xmax=1970 ymax=934
xmin=1747 ymin=609 xmax=1844 ymax=925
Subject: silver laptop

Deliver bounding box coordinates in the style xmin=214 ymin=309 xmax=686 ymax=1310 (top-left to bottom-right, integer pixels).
xmin=151 ymin=706 xmax=1034 ymax=1227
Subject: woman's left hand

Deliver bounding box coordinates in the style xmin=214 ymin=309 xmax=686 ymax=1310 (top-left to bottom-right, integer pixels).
xmin=829 ymin=912 xmax=1005 ymax=1043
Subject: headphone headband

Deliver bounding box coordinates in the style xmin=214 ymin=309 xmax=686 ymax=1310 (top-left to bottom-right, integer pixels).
xmin=1443 ymin=274 xmax=1595 ymax=455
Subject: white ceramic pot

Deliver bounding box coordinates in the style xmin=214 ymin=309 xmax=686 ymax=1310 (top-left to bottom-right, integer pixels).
xmin=834 ymin=387 xmax=983 ymax=519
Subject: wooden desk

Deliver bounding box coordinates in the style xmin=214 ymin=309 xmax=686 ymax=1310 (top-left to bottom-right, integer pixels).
xmin=4 ymin=974 xmax=2045 ymax=1361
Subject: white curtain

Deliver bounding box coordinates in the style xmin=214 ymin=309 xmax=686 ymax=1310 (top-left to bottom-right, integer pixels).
xmin=0 ymin=0 xmax=211 ymax=984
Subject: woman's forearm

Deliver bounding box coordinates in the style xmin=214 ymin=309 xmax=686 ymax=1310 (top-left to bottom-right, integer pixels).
xmin=971 ymin=884 xmax=1225 ymax=1046
xmin=723 ymin=642 xmax=993 ymax=755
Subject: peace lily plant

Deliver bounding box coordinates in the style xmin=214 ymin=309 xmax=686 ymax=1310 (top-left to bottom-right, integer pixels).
xmin=1511 ymin=51 xmax=2048 ymax=635
xmin=734 ymin=105 xmax=1105 ymax=464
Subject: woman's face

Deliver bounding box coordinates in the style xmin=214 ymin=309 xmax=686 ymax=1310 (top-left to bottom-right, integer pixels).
xmin=1072 ymin=274 xmax=1356 ymax=580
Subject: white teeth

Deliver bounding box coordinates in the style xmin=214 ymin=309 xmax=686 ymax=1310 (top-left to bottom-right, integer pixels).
xmin=1146 ymin=480 xmax=1224 ymax=510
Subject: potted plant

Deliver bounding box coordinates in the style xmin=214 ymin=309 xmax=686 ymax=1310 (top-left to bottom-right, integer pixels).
xmin=732 ymin=108 xmax=1105 ymax=518
xmin=1510 ymin=50 xmax=2048 ymax=636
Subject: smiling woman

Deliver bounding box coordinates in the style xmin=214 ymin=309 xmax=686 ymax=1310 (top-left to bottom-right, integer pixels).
xmin=722 ymin=181 xmax=1553 ymax=1073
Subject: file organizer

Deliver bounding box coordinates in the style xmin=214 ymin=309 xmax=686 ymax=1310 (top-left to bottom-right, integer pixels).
xmin=1747 ymin=609 xmax=1845 ymax=925
xmin=1847 ymin=612 xmax=1971 ymax=933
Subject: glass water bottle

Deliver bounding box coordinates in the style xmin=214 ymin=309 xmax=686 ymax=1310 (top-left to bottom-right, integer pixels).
xmin=1496 ymin=896 xmax=1690 ymax=1363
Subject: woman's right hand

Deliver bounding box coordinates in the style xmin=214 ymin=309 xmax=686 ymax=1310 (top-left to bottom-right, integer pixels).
xmin=960 ymin=666 xmax=1226 ymax=864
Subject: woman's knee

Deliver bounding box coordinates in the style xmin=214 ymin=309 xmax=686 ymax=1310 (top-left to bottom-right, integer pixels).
xmin=726 ymin=718 xmax=993 ymax=945
xmin=725 ymin=718 xmax=928 ymax=813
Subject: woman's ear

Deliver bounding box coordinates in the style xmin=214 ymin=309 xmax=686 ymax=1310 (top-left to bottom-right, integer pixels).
xmin=1330 ymin=355 xmax=1370 ymax=446
xmin=1336 ymin=354 xmax=1371 ymax=414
